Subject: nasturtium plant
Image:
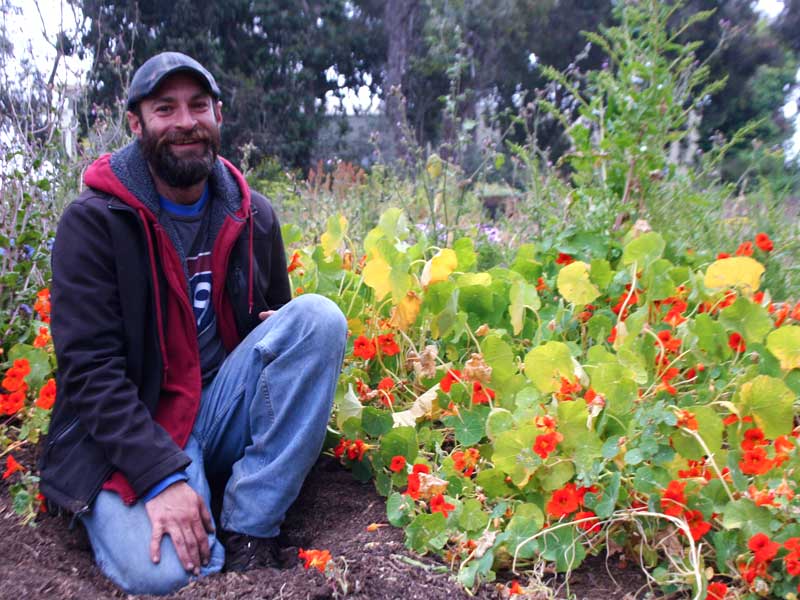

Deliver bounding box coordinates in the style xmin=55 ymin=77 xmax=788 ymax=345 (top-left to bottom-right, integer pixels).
xmin=303 ymin=209 xmax=800 ymax=598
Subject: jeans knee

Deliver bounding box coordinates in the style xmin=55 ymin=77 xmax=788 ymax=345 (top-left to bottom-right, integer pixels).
xmin=106 ymin=556 xmax=191 ymax=596
xmin=292 ymin=294 xmax=347 ymax=342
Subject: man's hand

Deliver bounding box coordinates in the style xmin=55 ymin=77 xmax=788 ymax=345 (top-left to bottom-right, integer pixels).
xmin=145 ymin=481 xmax=214 ymax=574
xmin=258 ymin=310 xmax=275 ymax=321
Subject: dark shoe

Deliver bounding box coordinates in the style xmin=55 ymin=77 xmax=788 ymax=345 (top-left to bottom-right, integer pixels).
xmin=222 ymin=531 xmax=282 ymax=572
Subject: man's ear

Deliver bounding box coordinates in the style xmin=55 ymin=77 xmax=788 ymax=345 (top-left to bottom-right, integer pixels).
xmin=127 ymin=110 xmax=143 ymax=138
xmin=214 ymin=101 xmax=223 ymax=125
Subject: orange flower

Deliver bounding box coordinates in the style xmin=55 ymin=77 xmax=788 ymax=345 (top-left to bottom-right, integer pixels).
xmin=535 ymin=277 xmax=548 ymax=292
xmin=34 ymin=288 xmax=51 ymax=322
xmin=509 ymin=580 xmax=523 ymax=595
xmin=740 ymin=447 xmax=773 ymax=476
xmin=748 ymin=485 xmax=777 ymax=507
xmin=376 ymin=333 xmax=400 ymax=356
xmin=2 ymin=454 xmax=24 ymax=479
xmin=389 ymin=455 xmax=407 ymax=472
xmin=287 ymin=251 xmax=303 ymax=273
xmin=555 ymin=376 xmax=582 ymax=401
xmin=607 ymin=326 xmax=617 ymax=344
xmin=2 ymin=358 xmax=31 ymax=392
xmin=741 ymin=427 xmax=766 ymax=451
xmin=683 ymin=509 xmax=711 ymax=541
xmin=728 ymin=332 xmax=746 ymax=353
xmin=661 ymin=480 xmax=687 ymax=517
xmin=298 ymin=548 xmax=332 ymax=572
xmin=573 ymin=510 xmax=601 ymax=533
xmin=754 ymin=233 xmax=773 ymax=252
xmin=533 ymin=431 xmax=563 ymax=459
xmin=377 ymin=377 xmax=395 ymax=407
xmin=705 ymin=581 xmax=728 ymax=600
xmin=748 ymin=533 xmax=779 ymax=564
xmin=451 ymin=448 xmax=480 ymax=477
xmin=33 ymin=326 xmax=51 ymax=348
xmin=352 ymin=335 xmax=376 ymax=360
xmin=735 ymin=241 xmax=754 ymax=256
xmin=555 ymin=252 xmax=574 ymax=265
xmin=333 ymin=438 xmax=367 ymax=461
xmin=0 ymin=390 xmax=25 ymax=415
xmin=471 ymin=381 xmax=496 ymax=405
xmin=676 ymin=410 xmax=698 ymax=431
xmin=439 ymin=369 xmax=462 ymax=393
xmin=36 ymin=378 xmax=56 ymax=410
xmin=546 ymin=484 xmax=580 ymax=518
xmin=430 ymin=493 xmax=455 ymax=518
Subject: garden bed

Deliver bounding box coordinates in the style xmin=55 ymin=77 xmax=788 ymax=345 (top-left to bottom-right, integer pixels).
xmin=0 ymin=453 xmax=647 ymax=599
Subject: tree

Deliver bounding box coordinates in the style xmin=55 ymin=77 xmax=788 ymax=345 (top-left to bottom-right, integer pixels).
xmin=76 ymin=0 xmax=384 ymax=169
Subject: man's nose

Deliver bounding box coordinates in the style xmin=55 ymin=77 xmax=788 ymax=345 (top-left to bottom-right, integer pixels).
xmin=174 ymin=104 xmax=197 ymax=129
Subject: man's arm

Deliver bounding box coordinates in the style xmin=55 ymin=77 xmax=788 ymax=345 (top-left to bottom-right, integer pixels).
xmin=51 ymin=200 xmax=189 ymax=493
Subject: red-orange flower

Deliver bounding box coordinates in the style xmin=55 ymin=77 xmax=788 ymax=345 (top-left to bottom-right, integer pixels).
xmin=509 ymin=580 xmax=523 ymax=595
xmin=33 ymin=326 xmax=51 ymax=348
xmin=748 ymin=533 xmax=779 ymax=564
xmin=287 ymin=251 xmax=303 ymax=273
xmin=452 ymin=448 xmax=480 ymax=477
xmin=573 ymin=510 xmax=601 ymax=533
xmin=430 ymin=493 xmax=455 ymax=518
xmin=389 ymin=455 xmax=407 ymax=472
xmin=728 ymin=332 xmax=746 ymax=353
xmin=748 ymin=485 xmax=777 ymax=507
xmin=377 ymin=377 xmax=395 ymax=407
xmin=555 ymin=252 xmax=574 ymax=265
xmin=740 ymin=447 xmax=773 ymax=476
xmin=736 ymin=241 xmax=754 ymax=256
xmin=546 ymin=484 xmax=580 ymax=518
xmin=404 ymin=464 xmax=430 ymax=500
xmin=0 ymin=391 xmax=25 ymax=415
xmin=741 ymin=427 xmax=766 ymax=451
xmin=471 ymin=381 xmax=496 ymax=405
xmin=661 ymin=480 xmax=687 ymax=517
xmin=683 ymin=509 xmax=711 ymax=541
xmin=353 ymin=335 xmax=377 ymax=360
xmin=2 ymin=358 xmax=31 ymax=392
xmin=676 ymin=410 xmax=698 ymax=431
xmin=36 ymin=378 xmax=56 ymax=410
xmin=2 ymin=454 xmax=24 ymax=479
xmin=439 ymin=369 xmax=462 ymax=393
xmin=705 ymin=581 xmax=728 ymax=600
xmin=34 ymin=288 xmax=51 ymax=323
xmin=533 ymin=431 xmax=563 ymax=459
xmin=377 ymin=333 xmax=400 ymax=356
xmin=755 ymin=233 xmax=773 ymax=252
xmin=298 ymin=548 xmax=332 ymax=572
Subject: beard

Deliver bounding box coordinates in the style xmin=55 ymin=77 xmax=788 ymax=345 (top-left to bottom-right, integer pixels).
xmin=140 ymin=120 xmax=221 ymax=188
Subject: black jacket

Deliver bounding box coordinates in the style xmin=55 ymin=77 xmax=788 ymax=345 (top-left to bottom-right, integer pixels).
xmin=38 ymin=143 xmax=291 ymax=513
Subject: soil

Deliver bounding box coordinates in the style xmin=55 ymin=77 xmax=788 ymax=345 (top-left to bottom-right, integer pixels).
xmin=1 ymin=453 xmax=649 ymax=600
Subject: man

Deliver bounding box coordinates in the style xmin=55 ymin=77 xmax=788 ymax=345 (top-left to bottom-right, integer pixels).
xmin=38 ymin=52 xmax=347 ymax=595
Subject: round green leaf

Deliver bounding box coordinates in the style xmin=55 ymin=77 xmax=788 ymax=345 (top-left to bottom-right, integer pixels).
xmin=622 ymin=232 xmax=665 ymax=267
xmin=556 ymin=261 xmax=600 ymax=306
xmin=736 ymin=375 xmax=796 ymax=438
xmin=524 ymin=341 xmax=575 ymax=394
xmin=766 ymin=326 xmax=800 ymax=371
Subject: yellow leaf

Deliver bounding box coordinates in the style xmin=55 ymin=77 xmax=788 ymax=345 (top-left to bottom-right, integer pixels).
xmin=389 ymin=291 xmax=422 ymax=331
xmin=766 ymin=326 xmax=800 ymax=370
xmin=421 ymin=248 xmax=458 ymax=287
xmin=363 ymin=255 xmax=392 ymax=300
xmin=704 ymin=257 xmax=764 ymax=293
xmin=320 ymin=215 xmax=348 ymax=258
xmin=556 ymin=261 xmax=600 ymax=306
xmin=426 ymin=154 xmax=443 ymax=179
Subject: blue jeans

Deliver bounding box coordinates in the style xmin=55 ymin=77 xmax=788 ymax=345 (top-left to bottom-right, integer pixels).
xmin=80 ymin=294 xmax=347 ymax=595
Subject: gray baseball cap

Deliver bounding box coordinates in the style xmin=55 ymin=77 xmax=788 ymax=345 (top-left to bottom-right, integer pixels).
xmin=127 ymin=52 xmax=221 ymax=110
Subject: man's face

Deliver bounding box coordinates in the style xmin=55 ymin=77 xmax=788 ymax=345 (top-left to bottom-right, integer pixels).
xmin=127 ymin=73 xmax=223 ymax=188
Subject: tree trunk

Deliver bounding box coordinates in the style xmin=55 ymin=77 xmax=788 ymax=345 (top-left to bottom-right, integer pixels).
xmin=383 ymin=0 xmax=419 ymax=165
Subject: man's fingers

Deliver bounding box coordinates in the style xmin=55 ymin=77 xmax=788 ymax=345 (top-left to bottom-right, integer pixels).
xmin=191 ymin=516 xmax=211 ymax=566
xmin=168 ymin=526 xmax=198 ymax=574
xmin=150 ymin=523 xmax=164 ymax=564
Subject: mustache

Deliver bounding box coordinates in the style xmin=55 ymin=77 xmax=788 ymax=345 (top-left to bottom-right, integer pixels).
xmin=158 ymin=128 xmax=211 ymax=147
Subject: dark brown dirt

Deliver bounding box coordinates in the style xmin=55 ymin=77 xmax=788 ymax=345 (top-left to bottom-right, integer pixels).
xmin=1 ymin=454 xmax=648 ymax=600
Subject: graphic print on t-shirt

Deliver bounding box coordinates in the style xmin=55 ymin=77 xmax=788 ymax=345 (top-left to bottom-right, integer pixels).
xmin=186 ymin=251 xmax=213 ymax=332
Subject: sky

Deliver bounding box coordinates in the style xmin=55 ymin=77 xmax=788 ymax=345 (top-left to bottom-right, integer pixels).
xmin=4 ymin=0 xmax=798 ymax=154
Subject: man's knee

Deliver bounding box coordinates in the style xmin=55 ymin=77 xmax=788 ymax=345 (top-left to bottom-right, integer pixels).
xmin=284 ymin=293 xmax=347 ymax=340
xmin=100 ymin=551 xmax=192 ymax=596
